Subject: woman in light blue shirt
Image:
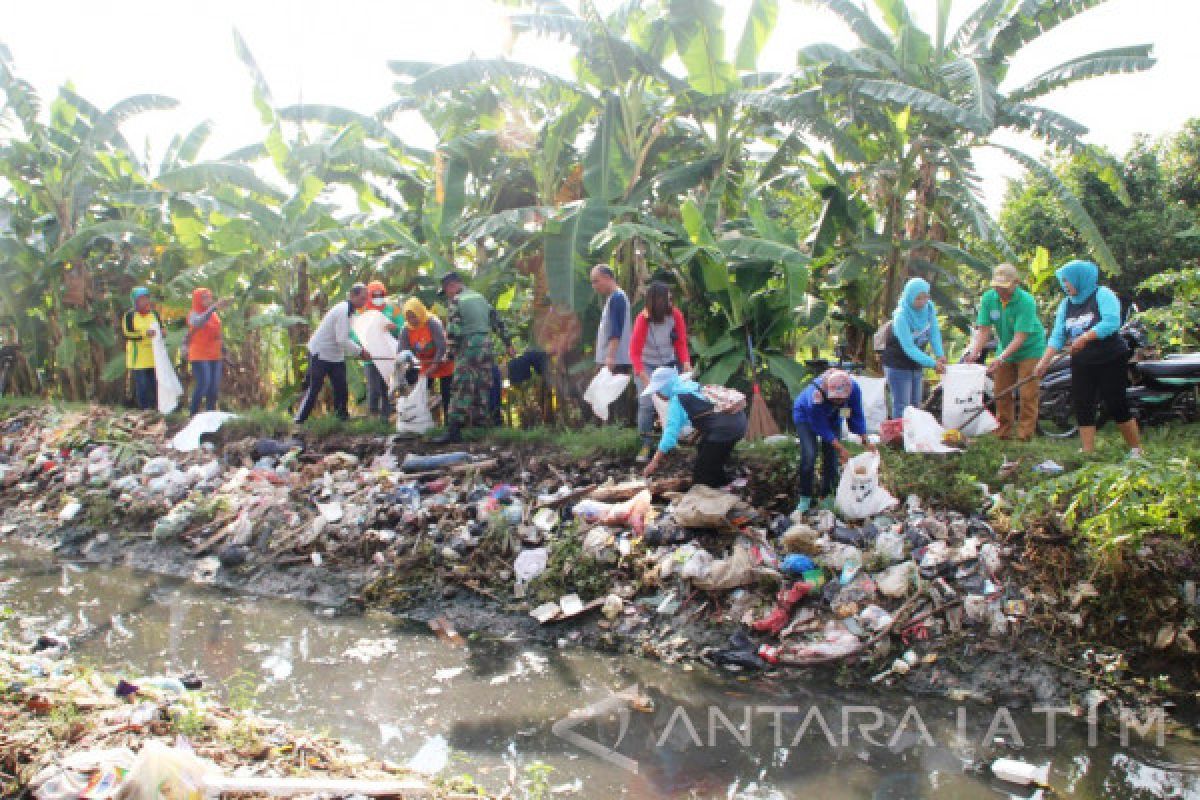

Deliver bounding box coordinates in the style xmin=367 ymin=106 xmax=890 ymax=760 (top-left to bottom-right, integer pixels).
xmin=880 ymin=278 xmax=946 ymax=417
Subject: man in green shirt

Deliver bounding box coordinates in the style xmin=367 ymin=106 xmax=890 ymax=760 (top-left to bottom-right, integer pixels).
xmin=432 ymin=272 xmax=514 ymax=443
xmin=967 ymin=263 xmax=1048 ymax=441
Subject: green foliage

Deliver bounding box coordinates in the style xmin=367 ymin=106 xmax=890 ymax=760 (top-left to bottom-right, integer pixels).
xmin=1018 ymin=455 xmax=1200 ymax=552
xmin=1137 ymin=267 xmax=1200 ymax=348
xmin=527 ymin=525 xmax=611 ymax=604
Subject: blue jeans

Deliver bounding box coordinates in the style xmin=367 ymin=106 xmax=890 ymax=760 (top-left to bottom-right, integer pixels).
xmin=132 ymin=368 xmax=156 ymax=410
xmin=796 ymin=422 xmax=839 ymax=499
xmin=885 ymin=366 xmax=924 ymax=418
xmin=190 ymin=360 xmax=222 ymax=415
xmin=635 ymin=362 xmax=676 ymax=446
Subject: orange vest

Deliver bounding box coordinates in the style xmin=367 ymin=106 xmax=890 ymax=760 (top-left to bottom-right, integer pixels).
xmin=188 ymin=312 xmax=222 ymax=362
xmin=408 ymin=322 xmax=455 ymax=379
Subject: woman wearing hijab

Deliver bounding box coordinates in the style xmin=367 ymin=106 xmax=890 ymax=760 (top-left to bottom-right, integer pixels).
xmin=186 ymin=288 xmax=229 ymax=415
xmin=362 ymin=280 xmax=398 ymax=421
xmin=397 ymin=297 xmax=455 ymax=418
xmin=791 ymin=369 xmax=872 ymax=514
xmin=1036 ymin=260 xmax=1142 ymax=456
xmin=122 ymin=287 xmax=163 ymax=410
xmin=641 ymin=366 xmax=747 ymax=488
xmin=881 ymin=277 xmax=946 ymax=418
xmin=630 ymin=281 xmax=692 ymax=463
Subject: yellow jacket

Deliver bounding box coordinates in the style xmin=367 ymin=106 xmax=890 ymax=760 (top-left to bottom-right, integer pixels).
xmin=123 ymin=310 xmax=161 ymax=370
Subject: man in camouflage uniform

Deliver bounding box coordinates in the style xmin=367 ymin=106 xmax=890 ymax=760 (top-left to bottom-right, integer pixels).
xmin=432 ymin=272 xmax=514 ymax=443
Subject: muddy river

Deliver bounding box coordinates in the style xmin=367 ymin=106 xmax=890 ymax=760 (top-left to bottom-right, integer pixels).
xmin=2 ymin=544 xmax=1198 ymax=798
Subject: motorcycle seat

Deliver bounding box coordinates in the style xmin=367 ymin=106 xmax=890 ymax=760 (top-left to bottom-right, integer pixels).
xmin=1138 ymin=355 xmax=1200 ymax=379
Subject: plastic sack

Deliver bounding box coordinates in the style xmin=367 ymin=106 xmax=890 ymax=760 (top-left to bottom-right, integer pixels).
xmin=672 ymin=485 xmax=740 ymax=529
xmin=874 ymin=531 xmax=906 ymax=563
xmin=513 ymin=547 xmax=548 ymax=587
xmin=352 ymin=309 xmax=400 ymax=393
xmin=691 ymin=541 xmax=757 ymax=591
xmin=395 ymin=376 xmax=434 ymax=435
xmin=856 ymin=376 xmax=888 ymax=434
xmin=583 ymin=368 xmax=630 ymax=421
xmin=116 ymin=741 xmax=218 ymax=800
xmin=902 ymin=407 xmax=959 ymax=453
xmin=834 ymin=451 xmax=897 ymax=520
xmin=942 ymin=363 xmax=999 ymax=437
xmin=151 ymin=325 xmax=183 ymax=414
xmin=874 ymin=561 xmax=918 ymax=598
xmin=171 ymin=411 xmax=236 ymax=452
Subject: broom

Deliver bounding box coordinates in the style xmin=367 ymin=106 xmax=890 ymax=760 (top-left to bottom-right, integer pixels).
xmin=744 ymin=332 xmax=780 ymax=440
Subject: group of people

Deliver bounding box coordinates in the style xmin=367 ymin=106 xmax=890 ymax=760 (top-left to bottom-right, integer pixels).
xmin=291 ymin=273 xmax=513 ymax=443
xmin=122 ymin=256 xmax=1142 ymax=514
xmin=800 ymin=259 xmax=1142 ymax=513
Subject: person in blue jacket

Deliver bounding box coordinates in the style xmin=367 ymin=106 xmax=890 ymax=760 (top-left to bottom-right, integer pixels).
xmin=641 ymin=366 xmax=747 ymax=488
xmin=881 ymin=277 xmax=946 ymax=417
xmin=1035 ymin=259 xmax=1142 ymax=457
xmin=792 ymin=369 xmax=874 ymax=514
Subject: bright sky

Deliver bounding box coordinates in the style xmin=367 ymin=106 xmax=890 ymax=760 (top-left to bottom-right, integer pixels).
xmin=4 ymin=0 xmax=1198 ymax=210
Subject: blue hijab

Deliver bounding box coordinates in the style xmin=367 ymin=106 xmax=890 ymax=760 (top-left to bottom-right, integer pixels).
xmin=1056 ymin=260 xmax=1099 ymax=305
xmin=896 ymin=277 xmax=935 ymax=331
xmin=660 ymin=370 xmax=701 ymax=400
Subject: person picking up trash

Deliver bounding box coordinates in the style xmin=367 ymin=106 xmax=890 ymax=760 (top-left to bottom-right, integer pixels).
xmin=397 ymin=297 xmax=455 ymax=419
xmin=641 ymin=366 xmax=747 ymax=488
xmin=791 ymin=368 xmax=874 ymax=514
xmin=1035 ymin=259 xmax=1142 ymax=458
xmin=294 ymin=284 xmax=369 ymax=424
xmin=881 ymin=277 xmax=946 ymax=418
xmin=122 ymin=286 xmax=165 ymax=410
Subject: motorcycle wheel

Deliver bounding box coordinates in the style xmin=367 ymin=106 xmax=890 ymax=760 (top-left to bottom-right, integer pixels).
xmin=1037 ymin=389 xmax=1077 ymax=439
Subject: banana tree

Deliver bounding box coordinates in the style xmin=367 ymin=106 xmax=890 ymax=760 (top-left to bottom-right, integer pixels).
xmin=775 ymin=0 xmax=1156 ymax=354
xmin=0 ymin=43 xmax=177 ymax=400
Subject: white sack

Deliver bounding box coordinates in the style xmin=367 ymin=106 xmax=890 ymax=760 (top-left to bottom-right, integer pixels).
xmin=834 ymin=451 xmax=897 ymax=520
xmin=856 ymin=376 xmax=888 ymax=434
xmin=395 ymin=375 xmax=435 ymax=435
xmin=151 ymin=324 xmax=183 ymax=414
xmin=583 ymin=368 xmax=630 ymax=421
xmin=902 ymin=406 xmax=959 ymax=454
xmin=942 ymin=363 xmax=999 ymax=437
xmin=172 ymin=411 xmax=236 ymax=452
xmin=352 ymin=309 xmax=400 ymax=393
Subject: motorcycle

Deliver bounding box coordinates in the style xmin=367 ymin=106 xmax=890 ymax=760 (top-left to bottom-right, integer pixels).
xmin=1038 ymin=313 xmax=1200 ymax=437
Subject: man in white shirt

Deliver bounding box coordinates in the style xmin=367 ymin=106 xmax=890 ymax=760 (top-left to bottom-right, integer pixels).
xmin=294 ymin=284 xmax=368 ymax=424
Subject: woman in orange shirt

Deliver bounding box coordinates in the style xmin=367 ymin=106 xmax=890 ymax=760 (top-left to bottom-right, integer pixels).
xmin=397 ymin=298 xmax=454 ymax=417
xmin=186 ymin=288 xmax=229 ymax=414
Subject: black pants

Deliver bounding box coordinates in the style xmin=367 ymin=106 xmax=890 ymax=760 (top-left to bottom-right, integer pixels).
xmin=1071 ymin=354 xmax=1132 ymax=427
xmin=294 ymin=354 xmax=348 ymax=423
xmin=366 ymin=362 xmax=390 ymax=419
xmin=692 ymin=436 xmax=739 ymax=488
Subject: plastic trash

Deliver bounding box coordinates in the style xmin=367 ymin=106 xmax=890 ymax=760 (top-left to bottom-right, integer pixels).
xmin=874 ymin=531 xmax=906 ymax=563
xmin=141 ymin=456 xmax=175 ymax=477
xmin=875 ymin=561 xmax=918 ymax=598
xmin=402 ymin=452 xmax=470 ymax=471
xmin=858 ymin=604 xmax=894 ymax=633
xmin=514 ymin=547 xmax=549 ymax=587
xmin=902 ymin=407 xmax=959 ymax=453
xmin=171 ymin=411 xmax=236 ymax=452
xmin=672 ymin=485 xmax=741 ymax=528
xmin=856 ymin=376 xmax=888 ymax=434
xmin=118 ymin=741 xmax=219 ymax=800
xmin=58 ymin=500 xmax=82 ymax=522
xmin=991 ymin=758 xmax=1050 ymax=787
xmin=1033 ymin=460 xmax=1065 ymax=475
xmin=781 ymin=553 xmax=816 ymax=576
xmin=583 ymin=367 xmax=631 ymax=421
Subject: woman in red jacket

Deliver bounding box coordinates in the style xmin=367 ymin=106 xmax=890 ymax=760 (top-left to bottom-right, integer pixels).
xmin=631 ymin=281 xmax=691 ymax=463
xmin=186 ymin=288 xmax=229 ymax=414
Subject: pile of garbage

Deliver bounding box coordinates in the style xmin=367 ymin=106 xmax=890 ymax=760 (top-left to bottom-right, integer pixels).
xmin=0 ymin=405 xmax=1166 ymax=706
xmin=0 ymin=624 xmax=445 ymax=799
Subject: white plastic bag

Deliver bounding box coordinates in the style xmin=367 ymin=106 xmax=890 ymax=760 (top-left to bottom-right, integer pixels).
xmin=352 ymin=309 xmax=400 ymax=393
xmin=856 ymin=376 xmax=888 ymax=434
xmin=902 ymin=406 xmax=959 ymax=453
xmin=834 ymin=451 xmax=897 ymax=520
xmin=583 ymin=368 xmax=630 ymax=421
xmin=171 ymin=411 xmax=236 ymax=451
xmin=942 ymin=363 xmax=999 ymax=437
xmin=395 ymin=376 xmax=434 ymax=435
xmin=150 ymin=324 xmax=183 ymax=414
